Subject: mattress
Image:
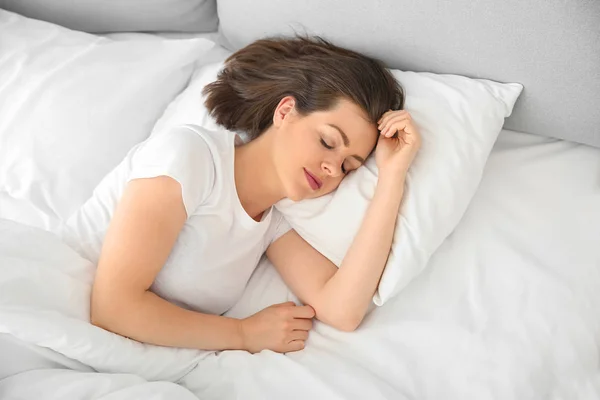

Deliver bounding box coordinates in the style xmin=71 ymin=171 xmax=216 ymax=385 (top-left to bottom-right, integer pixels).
xmin=2 ymin=128 xmax=598 ymax=400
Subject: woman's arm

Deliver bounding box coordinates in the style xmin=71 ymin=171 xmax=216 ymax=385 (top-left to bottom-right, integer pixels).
xmin=91 ymin=176 xmax=244 ymax=350
xmin=267 ymin=110 xmax=420 ymax=331
xmin=93 ymin=176 xmax=314 ymax=353
xmin=266 ymin=172 xmax=404 ymax=331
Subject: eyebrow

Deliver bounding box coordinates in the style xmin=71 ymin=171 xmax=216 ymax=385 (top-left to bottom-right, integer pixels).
xmin=326 ymin=123 xmax=365 ymax=165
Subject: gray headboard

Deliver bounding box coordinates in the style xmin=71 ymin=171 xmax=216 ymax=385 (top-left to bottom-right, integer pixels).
xmin=217 ymin=0 xmax=600 ymax=148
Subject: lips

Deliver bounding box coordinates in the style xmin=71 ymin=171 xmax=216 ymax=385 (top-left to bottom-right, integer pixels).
xmin=304 ymin=168 xmax=322 ymax=191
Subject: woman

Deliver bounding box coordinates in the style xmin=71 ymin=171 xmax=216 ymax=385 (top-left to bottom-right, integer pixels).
xmin=85 ymin=36 xmax=421 ymax=354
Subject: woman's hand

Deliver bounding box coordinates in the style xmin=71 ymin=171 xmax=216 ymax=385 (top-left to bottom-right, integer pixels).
xmin=239 ymin=301 xmax=315 ymax=353
xmin=375 ymin=110 xmax=422 ymax=175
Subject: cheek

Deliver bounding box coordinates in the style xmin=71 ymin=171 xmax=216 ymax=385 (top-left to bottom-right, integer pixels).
xmin=289 ymin=128 xmax=323 ymax=166
xmin=276 ymin=126 xmax=303 ymax=161
xmin=274 ymin=128 xmax=310 ymax=190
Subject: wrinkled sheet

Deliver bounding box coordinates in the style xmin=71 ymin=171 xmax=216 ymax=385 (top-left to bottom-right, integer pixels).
xmin=0 ymin=219 xmax=208 ymax=399
xmin=185 ymin=129 xmax=600 ymax=400
xmin=1 ymin=129 xmax=599 ymax=400
xmin=0 ymin=369 xmax=198 ymax=400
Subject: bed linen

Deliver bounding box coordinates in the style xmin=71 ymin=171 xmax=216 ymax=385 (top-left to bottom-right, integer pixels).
xmin=0 ymin=218 xmax=209 ymax=383
xmin=179 ymin=129 xmax=600 ymax=400
xmin=0 ymin=369 xmax=198 ymax=400
xmin=0 ymin=10 xmax=220 ymax=231
xmin=0 ymin=29 xmax=224 ymax=234
xmin=1 ymin=128 xmax=598 ymax=400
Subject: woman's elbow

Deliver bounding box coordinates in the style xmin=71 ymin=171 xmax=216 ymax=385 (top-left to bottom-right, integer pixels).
xmin=90 ymin=300 xmax=111 ymax=329
xmin=317 ymin=307 xmax=363 ymax=332
xmin=90 ymin=293 xmax=123 ymax=331
xmin=334 ymin=316 xmax=362 ymax=332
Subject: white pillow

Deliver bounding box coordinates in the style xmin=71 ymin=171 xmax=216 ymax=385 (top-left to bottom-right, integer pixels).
xmin=276 ymin=71 xmax=523 ymax=305
xmin=0 ymin=10 xmax=216 ymax=230
xmin=148 ymin=59 xmax=522 ymax=307
xmin=151 ymin=57 xmax=232 ymax=137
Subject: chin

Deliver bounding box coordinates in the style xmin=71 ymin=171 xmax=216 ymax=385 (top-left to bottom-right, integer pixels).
xmin=282 ymin=178 xmax=311 ymax=202
xmin=285 ymin=188 xmax=306 ymax=202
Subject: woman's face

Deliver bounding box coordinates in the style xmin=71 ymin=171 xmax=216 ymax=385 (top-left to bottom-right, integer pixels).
xmin=272 ymin=96 xmax=378 ymax=201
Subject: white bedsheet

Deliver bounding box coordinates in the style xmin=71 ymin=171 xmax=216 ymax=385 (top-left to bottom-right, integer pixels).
xmin=1 ymin=129 xmax=599 ymax=400
xmin=183 ymin=129 xmax=600 ymax=400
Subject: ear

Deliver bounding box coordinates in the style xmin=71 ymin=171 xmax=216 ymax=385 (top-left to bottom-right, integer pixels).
xmin=272 ymin=96 xmax=296 ymax=128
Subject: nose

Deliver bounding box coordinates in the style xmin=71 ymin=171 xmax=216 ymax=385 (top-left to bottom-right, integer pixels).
xmin=321 ymin=159 xmax=343 ymax=178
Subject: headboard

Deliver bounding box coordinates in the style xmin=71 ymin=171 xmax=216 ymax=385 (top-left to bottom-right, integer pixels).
xmin=216 ymin=0 xmax=600 ymax=148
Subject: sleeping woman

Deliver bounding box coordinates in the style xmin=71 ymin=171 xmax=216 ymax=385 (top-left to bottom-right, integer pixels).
xmin=65 ymin=36 xmax=420 ymax=354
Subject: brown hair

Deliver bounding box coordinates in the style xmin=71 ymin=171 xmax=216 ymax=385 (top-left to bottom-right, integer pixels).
xmin=203 ymin=35 xmax=404 ymax=141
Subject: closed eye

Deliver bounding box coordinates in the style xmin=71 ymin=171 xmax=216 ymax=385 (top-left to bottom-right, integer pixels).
xmin=320 ymin=138 xmax=351 ymax=174
xmin=321 ymin=139 xmax=348 ymax=175
xmin=320 ymin=138 xmax=333 ymax=150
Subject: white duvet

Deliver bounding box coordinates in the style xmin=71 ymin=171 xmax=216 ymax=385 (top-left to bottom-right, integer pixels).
xmin=1 ymin=129 xmax=599 ymax=399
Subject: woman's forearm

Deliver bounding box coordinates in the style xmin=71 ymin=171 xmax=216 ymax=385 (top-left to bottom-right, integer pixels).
xmin=91 ymin=289 xmax=243 ymax=351
xmin=320 ymin=171 xmax=405 ymax=330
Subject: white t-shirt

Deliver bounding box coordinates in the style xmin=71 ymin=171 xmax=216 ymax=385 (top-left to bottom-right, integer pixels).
xmin=59 ymin=125 xmax=292 ymax=315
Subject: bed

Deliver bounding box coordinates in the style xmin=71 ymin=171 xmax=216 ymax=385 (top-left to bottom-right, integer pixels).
xmin=0 ymin=1 xmax=599 ymax=399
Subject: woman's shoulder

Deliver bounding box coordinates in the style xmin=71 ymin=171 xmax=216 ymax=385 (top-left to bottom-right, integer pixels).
xmin=136 ymin=124 xmax=235 ymax=170
xmin=170 ymin=124 xmax=236 ymax=150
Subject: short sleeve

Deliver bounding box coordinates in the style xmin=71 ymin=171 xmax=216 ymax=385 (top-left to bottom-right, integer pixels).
xmin=270 ymin=208 xmax=293 ymax=244
xmin=128 ymin=126 xmax=216 ymax=217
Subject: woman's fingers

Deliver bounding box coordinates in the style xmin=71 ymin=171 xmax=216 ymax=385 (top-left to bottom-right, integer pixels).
xmin=289 ymin=330 xmax=309 ymax=342
xmin=380 ymin=114 xmax=411 ymax=137
xmin=290 ymin=305 xmax=316 ymax=319
xmin=383 ymin=115 xmax=419 ymax=138
xmin=273 ymin=301 xmax=297 ymax=308
xmin=292 ymin=318 xmax=313 ymax=331
xmin=283 ymin=326 xmax=310 ymax=353
xmin=376 ymin=109 xmax=391 ymax=123
xmin=378 ymin=109 xmax=408 ymax=128
xmin=382 ymin=117 xmax=411 ymax=137
xmin=286 ymin=340 xmax=305 ymax=353
xmin=378 ymin=109 xmax=407 ymax=124
xmin=377 ymin=111 xmax=392 ymax=128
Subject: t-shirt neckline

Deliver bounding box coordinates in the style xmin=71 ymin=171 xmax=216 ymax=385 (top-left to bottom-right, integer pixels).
xmin=229 ymin=132 xmax=272 ymax=229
